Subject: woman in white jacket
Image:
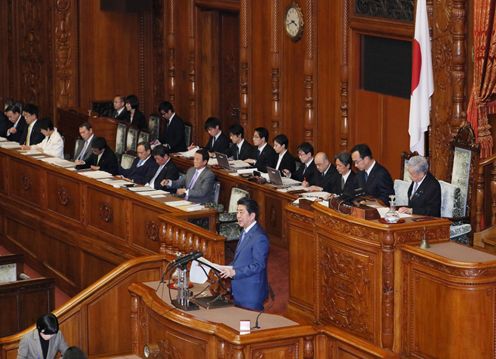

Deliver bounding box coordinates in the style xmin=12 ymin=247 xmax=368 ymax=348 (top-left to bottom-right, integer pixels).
xmin=21 ymin=118 xmax=64 ymax=158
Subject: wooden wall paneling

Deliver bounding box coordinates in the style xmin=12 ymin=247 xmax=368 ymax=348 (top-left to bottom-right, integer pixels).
xmin=383 ymin=96 xmax=410 ymax=179
xmin=78 ymin=0 xmax=140 ymax=110
xmin=86 ymin=187 xmax=127 ymax=240
xmin=53 ymin=0 xmax=79 ymax=112
xmin=0 ymin=0 xmax=11 ymax=103
xmin=429 ymin=0 xmax=467 ymax=180
xmin=9 ymin=159 xmax=42 ymax=208
xmin=339 ymin=0 xmax=350 ymax=153
xmin=80 ymin=250 xmax=118 ymax=290
xmin=239 ymin=0 xmax=249 ymax=130
xmin=271 ymin=0 xmax=281 ymax=136
xmin=131 ymin=203 xmax=166 ymax=253
xmin=188 ymin=0 xmax=197 ymax=138
xmin=303 ymin=0 xmax=316 ymax=145
xmin=352 ymin=89 xmax=383 ymax=156
xmin=151 ymin=0 xmax=166 ymax=111
xmin=166 ymin=0 xmax=177 ymax=104
xmin=46 ymin=172 xmax=82 ymax=222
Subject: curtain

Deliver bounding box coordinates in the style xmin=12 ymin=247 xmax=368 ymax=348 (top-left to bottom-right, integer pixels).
xmin=467 ymin=0 xmax=496 ymax=158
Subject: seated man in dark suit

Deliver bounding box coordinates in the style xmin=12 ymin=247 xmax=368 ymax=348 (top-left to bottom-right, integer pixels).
xmin=330 ymin=151 xmax=357 ymax=196
xmin=283 ymin=142 xmax=319 ymax=185
xmin=398 ymin=155 xmax=441 ymax=217
xmin=196 ymin=116 xmax=230 ymax=155
xmin=75 ymin=137 xmax=119 ymax=175
xmin=124 ymin=95 xmax=147 ymax=130
xmin=226 ymin=124 xmax=255 ymax=161
xmin=273 ymin=134 xmax=296 ymax=174
xmin=21 ymin=104 xmax=44 ymax=146
xmin=112 ymin=95 xmax=130 ymax=122
xmin=0 ymin=111 xmax=9 ymax=137
xmin=305 ymin=152 xmax=339 ymax=192
xmin=244 ymin=127 xmax=277 ymax=172
xmin=119 ymin=142 xmax=158 ymax=185
xmin=164 ymin=148 xmax=216 ymax=203
xmin=351 ymin=143 xmax=394 ymax=205
xmin=73 ymin=122 xmax=95 ymax=162
xmin=147 ymin=145 xmax=180 ymax=189
xmin=158 ymin=101 xmax=187 ymax=152
xmin=5 ymin=104 xmax=27 ymax=143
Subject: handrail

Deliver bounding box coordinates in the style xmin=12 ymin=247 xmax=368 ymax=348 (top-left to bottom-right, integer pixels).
xmin=0 ymin=254 xmax=166 ymax=357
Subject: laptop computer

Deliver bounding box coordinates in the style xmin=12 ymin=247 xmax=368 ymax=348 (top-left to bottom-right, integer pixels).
xmin=216 ymin=152 xmax=234 ymax=171
xmin=266 ymin=167 xmax=301 ymax=187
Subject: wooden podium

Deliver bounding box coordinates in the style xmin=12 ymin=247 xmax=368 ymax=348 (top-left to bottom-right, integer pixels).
xmin=286 ymin=202 xmax=451 ymax=350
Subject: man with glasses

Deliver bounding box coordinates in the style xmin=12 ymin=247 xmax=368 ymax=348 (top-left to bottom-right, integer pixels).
xmin=351 ymin=143 xmax=394 ymax=205
xmin=282 ymin=142 xmax=318 ymax=185
xmin=21 ymin=103 xmax=44 ymax=146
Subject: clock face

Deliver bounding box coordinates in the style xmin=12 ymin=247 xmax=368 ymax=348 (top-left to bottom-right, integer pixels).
xmin=285 ymin=5 xmax=303 ymax=40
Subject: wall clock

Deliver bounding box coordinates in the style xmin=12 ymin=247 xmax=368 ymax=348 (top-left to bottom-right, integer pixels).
xmin=285 ymin=3 xmax=304 ymax=41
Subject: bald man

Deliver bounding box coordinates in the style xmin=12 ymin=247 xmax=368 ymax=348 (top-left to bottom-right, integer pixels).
xmin=304 ymin=152 xmax=339 ymax=192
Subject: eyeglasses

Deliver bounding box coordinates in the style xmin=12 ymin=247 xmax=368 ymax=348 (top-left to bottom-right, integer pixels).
xmin=353 ymin=158 xmax=363 ymax=165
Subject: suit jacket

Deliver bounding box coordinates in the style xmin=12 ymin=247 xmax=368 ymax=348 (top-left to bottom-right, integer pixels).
xmin=120 ymin=156 xmax=158 ymax=185
xmin=159 ymin=114 xmax=187 ymax=152
xmin=149 ymin=159 xmax=180 ymax=189
xmin=275 ymin=151 xmax=296 ymax=174
xmin=32 ymin=128 xmax=64 ymax=158
xmin=21 ymin=120 xmax=44 ymax=146
xmin=355 ymin=161 xmax=394 ymax=205
xmin=205 ymin=131 xmax=230 ymax=154
xmin=252 ymin=144 xmax=277 ymax=172
xmin=17 ymin=329 xmax=68 ymax=359
xmin=170 ymin=166 xmax=215 ymax=203
xmin=227 ymin=140 xmax=255 ymax=161
xmin=231 ymin=222 xmax=269 ymax=311
xmin=73 ymin=135 xmax=95 ymax=161
xmin=130 ymin=110 xmax=147 ymax=130
xmin=329 ymin=171 xmax=357 ymax=196
xmin=0 ymin=113 xmax=9 ymax=137
xmin=314 ymin=165 xmax=339 ymax=192
xmin=113 ymin=108 xmax=130 ymax=122
xmin=292 ymin=159 xmax=319 ymax=185
xmin=407 ymin=172 xmax=441 ymax=217
xmin=6 ymin=116 xmax=27 ymax=143
xmin=76 ymin=147 xmax=119 ymax=175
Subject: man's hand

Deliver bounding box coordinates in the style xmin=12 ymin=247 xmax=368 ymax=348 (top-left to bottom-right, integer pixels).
xmin=90 ymin=165 xmax=100 ymax=171
xmin=176 ymin=188 xmax=187 ymax=196
xmin=74 ymin=160 xmax=85 ymax=165
xmin=398 ymin=207 xmax=412 ymax=214
xmin=9 ymin=127 xmax=17 ymax=134
xmin=219 ymin=266 xmax=236 ymax=278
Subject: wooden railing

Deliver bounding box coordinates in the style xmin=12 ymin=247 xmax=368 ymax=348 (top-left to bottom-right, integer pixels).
xmin=0 ymin=255 xmax=166 ymax=359
xmin=475 ymin=153 xmax=496 ymax=232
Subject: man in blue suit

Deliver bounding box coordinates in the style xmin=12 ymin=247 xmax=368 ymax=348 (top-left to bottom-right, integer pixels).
xmin=220 ymin=198 xmax=269 ymax=311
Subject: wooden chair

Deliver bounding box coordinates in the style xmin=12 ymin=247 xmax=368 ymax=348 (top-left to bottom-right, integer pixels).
xmin=120 ymin=153 xmax=137 ymax=170
xmin=138 ymin=130 xmax=150 ymax=145
xmin=126 ymin=127 xmax=139 ymax=153
xmin=115 ymin=122 xmax=127 ymax=155
xmin=148 ymin=114 xmax=160 ymax=141
xmin=184 ymin=123 xmax=193 ymax=147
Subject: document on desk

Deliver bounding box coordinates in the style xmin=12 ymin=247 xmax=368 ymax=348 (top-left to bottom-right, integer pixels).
xmin=97 ymin=179 xmax=132 ymax=187
xmin=376 ymin=207 xmax=412 ymax=218
xmin=79 ymin=170 xmax=113 ymax=179
xmin=177 ymin=146 xmax=199 ymax=157
xmin=0 ymin=141 xmax=21 ymax=149
xmin=41 ymin=157 xmax=77 ymax=168
xmin=128 ymin=186 xmax=155 ymax=192
xmin=19 ymin=149 xmax=42 ymax=156
xmin=229 ymin=160 xmax=251 ymax=169
xmin=0 ymin=137 xmax=7 ymax=142
xmin=164 ymin=200 xmax=193 ymax=207
xmin=136 ymin=190 xmax=170 ymax=197
xmin=237 ymin=168 xmax=255 ymax=175
xmin=176 ymin=204 xmax=205 ymax=212
xmin=207 ymin=158 xmax=218 ymax=166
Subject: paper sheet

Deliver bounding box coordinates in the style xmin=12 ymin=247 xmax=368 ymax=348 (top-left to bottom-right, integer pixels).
xmin=189 ymin=260 xmax=210 ymax=284
xmin=79 ymin=170 xmax=113 ymax=179
xmin=177 ymin=146 xmax=199 ymax=157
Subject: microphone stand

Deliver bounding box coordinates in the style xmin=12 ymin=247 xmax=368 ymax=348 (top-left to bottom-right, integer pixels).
xmin=171 ymin=262 xmax=199 ymax=311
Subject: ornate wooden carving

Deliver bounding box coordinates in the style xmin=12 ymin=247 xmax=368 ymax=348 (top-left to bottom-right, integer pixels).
xmin=303 ymin=336 xmax=314 ymax=359
xmin=429 ymin=0 xmax=467 ymax=180
xmin=56 ymin=186 xmax=70 ymax=206
xmin=99 ymin=202 xmax=113 ymax=223
xmin=381 ymin=232 xmax=394 ymax=349
xmin=393 ymin=226 xmax=449 ymax=244
xmin=319 ymin=240 xmax=374 ymax=341
xmin=340 ymin=0 xmax=350 ymax=150
xmin=354 ymin=0 xmax=414 ymax=22
xmin=146 ymin=220 xmax=160 ymax=242
xmin=303 ymin=0 xmax=315 ymax=144
xmin=138 ymin=13 xmax=146 ymax=107
xmin=270 ymin=0 xmax=281 ymax=135
xmin=152 ymin=0 xmax=166 ymax=105
xmin=167 ymin=0 xmax=176 ymax=103
xmin=315 ymin=213 xmax=381 ymax=242
xmin=188 ymin=0 xmax=196 ymax=124
xmin=239 ymin=0 xmax=249 ymax=130
xmin=21 ymin=174 xmax=32 ymax=191
xmin=130 ymin=294 xmax=139 ymax=356
xmin=54 ymin=0 xmax=78 ymax=109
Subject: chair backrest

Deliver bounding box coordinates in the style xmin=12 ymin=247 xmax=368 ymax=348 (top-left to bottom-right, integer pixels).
xmin=393 ymin=179 xmax=410 ymax=206
xmin=449 ymin=124 xmax=480 ymax=217
xmin=148 ymin=114 xmax=160 ymax=141
xmin=120 ymin=153 xmax=136 ymax=170
xmin=228 ymin=187 xmax=250 ymax=212
xmin=184 ymin=123 xmax=192 ymax=146
xmin=439 ymin=180 xmax=463 ymax=218
xmin=115 ymin=123 xmax=127 ymax=155
xmin=138 ymin=131 xmax=150 ymax=145
xmin=126 ymin=127 xmax=139 ymax=152
xmin=213 ymin=182 xmax=221 ymax=204
xmin=400 ymin=151 xmax=419 ymax=182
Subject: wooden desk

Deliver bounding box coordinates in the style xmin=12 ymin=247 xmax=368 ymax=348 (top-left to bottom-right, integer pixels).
xmin=400 ymin=242 xmax=496 ymax=358
xmin=173 ymin=156 xmax=298 ymax=248
xmin=0 ymin=147 xmax=219 ymax=295
xmin=286 ymin=203 xmax=451 ymax=350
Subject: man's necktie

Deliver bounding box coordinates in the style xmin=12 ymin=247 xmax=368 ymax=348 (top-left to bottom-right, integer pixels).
xmin=234 ymin=146 xmax=239 ymax=160
xmin=78 ymin=141 xmax=89 ymax=161
xmin=364 ymin=172 xmax=368 ymax=182
xmin=410 ymin=181 xmax=419 ymax=199
xmin=26 ymin=125 xmax=32 ymax=146
xmin=341 ymin=176 xmax=345 ymax=190
xmin=238 ymin=230 xmax=246 ymax=245
xmin=137 ymin=159 xmax=144 ymax=167
xmin=211 ymin=136 xmax=215 ymax=147
xmin=188 ymin=170 xmax=200 ymax=189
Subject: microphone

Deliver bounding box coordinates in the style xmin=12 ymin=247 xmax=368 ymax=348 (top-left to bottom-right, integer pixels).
xmin=169 ymin=251 xmax=203 ymax=268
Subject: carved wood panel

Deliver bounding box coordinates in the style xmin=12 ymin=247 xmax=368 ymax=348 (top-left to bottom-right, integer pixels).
xmin=86 ymin=187 xmax=127 ymax=239
xmin=9 ymin=159 xmax=42 ymax=208
xmin=132 ymin=203 xmax=164 ymax=253
xmin=47 ymin=172 xmax=81 ymax=222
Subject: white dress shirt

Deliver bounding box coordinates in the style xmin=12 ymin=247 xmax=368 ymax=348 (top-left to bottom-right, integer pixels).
xmin=32 ymin=128 xmax=64 ymax=158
